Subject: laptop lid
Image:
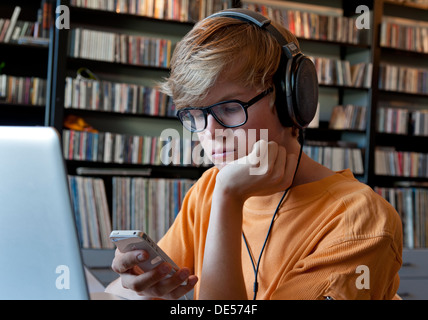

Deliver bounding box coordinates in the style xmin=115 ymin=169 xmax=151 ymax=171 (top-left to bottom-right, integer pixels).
xmin=0 ymin=126 xmax=89 ymax=299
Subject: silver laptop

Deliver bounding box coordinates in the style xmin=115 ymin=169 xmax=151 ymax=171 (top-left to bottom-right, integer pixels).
xmin=0 ymin=126 xmax=90 ymax=299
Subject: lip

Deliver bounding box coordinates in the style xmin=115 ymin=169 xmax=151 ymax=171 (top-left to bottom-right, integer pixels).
xmin=211 ymin=149 xmax=236 ymax=159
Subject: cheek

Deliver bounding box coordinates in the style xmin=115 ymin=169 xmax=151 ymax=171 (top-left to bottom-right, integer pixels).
xmin=197 ymin=133 xmax=212 ymax=159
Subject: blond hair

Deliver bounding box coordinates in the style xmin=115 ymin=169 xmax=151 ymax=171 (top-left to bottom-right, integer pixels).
xmin=159 ymin=15 xmax=299 ymax=109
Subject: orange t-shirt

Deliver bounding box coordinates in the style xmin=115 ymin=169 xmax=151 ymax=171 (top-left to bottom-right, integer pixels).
xmin=158 ymin=167 xmax=403 ymax=300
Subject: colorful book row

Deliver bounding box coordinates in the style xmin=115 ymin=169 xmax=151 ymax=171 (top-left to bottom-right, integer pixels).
xmin=375 ymin=147 xmax=428 ymax=177
xmin=380 ymin=18 xmax=428 ymax=54
xmin=310 ymin=57 xmax=372 ymax=88
xmin=378 ymin=63 xmax=428 ymax=95
xmin=69 ymin=28 xmax=171 ymax=68
xmin=242 ymin=2 xmax=368 ymax=45
xmin=68 ymin=175 xmax=114 ymax=249
xmin=112 ymin=176 xmax=195 ymax=242
xmin=64 ymin=77 xmax=174 ymax=117
xmin=0 ymin=74 xmax=46 ymax=106
xmin=303 ymin=143 xmax=364 ymax=174
xmin=375 ymin=186 xmax=428 ymax=248
xmin=70 ymin=0 xmax=233 ymax=22
xmin=329 ymin=104 xmax=367 ymax=131
xmin=62 ymin=129 xmax=209 ymax=167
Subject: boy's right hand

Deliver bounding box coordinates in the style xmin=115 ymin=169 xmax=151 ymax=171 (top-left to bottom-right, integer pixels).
xmin=109 ymin=248 xmax=198 ymax=300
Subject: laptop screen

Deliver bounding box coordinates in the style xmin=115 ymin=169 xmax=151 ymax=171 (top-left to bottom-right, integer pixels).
xmin=0 ymin=126 xmax=89 ymax=299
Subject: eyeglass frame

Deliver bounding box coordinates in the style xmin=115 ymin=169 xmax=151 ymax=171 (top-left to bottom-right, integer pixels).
xmin=176 ymin=87 xmax=273 ymax=133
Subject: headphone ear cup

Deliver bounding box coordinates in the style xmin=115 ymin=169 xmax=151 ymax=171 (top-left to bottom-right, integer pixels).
xmin=273 ymin=53 xmax=294 ymax=127
xmin=292 ymin=57 xmax=319 ymax=128
xmin=278 ymin=54 xmax=318 ymax=129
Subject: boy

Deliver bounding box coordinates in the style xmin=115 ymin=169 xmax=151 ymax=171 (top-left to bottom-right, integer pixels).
xmin=106 ymin=9 xmax=402 ymax=300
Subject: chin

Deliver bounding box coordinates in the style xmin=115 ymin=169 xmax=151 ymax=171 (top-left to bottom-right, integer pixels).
xmin=213 ymin=162 xmax=228 ymax=171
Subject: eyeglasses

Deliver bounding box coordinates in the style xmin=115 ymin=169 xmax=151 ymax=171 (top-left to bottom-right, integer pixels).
xmin=176 ymin=88 xmax=273 ymax=133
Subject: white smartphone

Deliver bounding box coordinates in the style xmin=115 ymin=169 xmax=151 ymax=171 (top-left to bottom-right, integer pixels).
xmin=110 ymin=230 xmax=180 ymax=277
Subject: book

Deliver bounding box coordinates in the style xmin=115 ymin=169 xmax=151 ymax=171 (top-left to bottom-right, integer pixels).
xmin=380 ymin=16 xmax=428 ymax=54
xmin=379 ymin=63 xmax=428 ymax=95
xmin=242 ymin=2 xmax=368 ymax=45
xmin=41 ymin=0 xmax=52 ymax=39
xmin=0 ymin=20 xmax=10 ymax=42
xmin=375 ymin=186 xmax=428 ymax=248
xmin=329 ymin=105 xmax=367 ymax=131
xmin=309 ymin=56 xmax=372 ymax=88
xmin=64 ymin=77 xmax=174 ymax=117
xmin=0 ymin=75 xmax=47 ymax=106
xmin=303 ymin=141 xmax=364 ymax=174
xmin=70 ymin=0 xmax=233 ymax=23
xmin=3 ymin=6 xmax=21 ymax=43
xmin=62 ymin=129 xmax=211 ymax=167
xmin=375 ymin=147 xmax=428 ymax=177
xmin=68 ymin=175 xmax=114 ymax=249
xmin=411 ymin=109 xmax=428 ymax=136
xmin=69 ymin=28 xmax=172 ymax=68
xmin=377 ymin=106 xmax=409 ymax=135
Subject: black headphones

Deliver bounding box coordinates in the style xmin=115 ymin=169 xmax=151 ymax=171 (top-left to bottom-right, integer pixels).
xmin=206 ymin=8 xmax=319 ymax=129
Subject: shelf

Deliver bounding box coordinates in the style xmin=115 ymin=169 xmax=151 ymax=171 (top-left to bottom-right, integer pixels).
xmin=66 ymin=159 xmax=211 ymax=180
xmin=375 ymin=132 xmax=428 ymax=153
xmin=306 ymin=122 xmax=366 ymax=142
xmin=319 ymin=84 xmax=370 ymax=92
xmin=378 ymin=89 xmax=428 ymax=99
xmin=380 ymin=46 xmax=428 ymax=59
xmin=0 ymin=103 xmax=45 ymax=126
xmin=298 ymin=37 xmax=371 ymax=49
xmin=384 ymin=0 xmax=428 ymax=11
xmin=64 ymin=107 xmax=176 ymax=121
xmin=0 ymin=43 xmax=49 ymax=79
xmin=69 ymin=6 xmax=193 ymax=37
xmin=0 ymin=101 xmax=45 ymax=109
xmin=67 ymin=57 xmax=170 ymax=74
xmin=374 ymin=174 xmax=428 ymax=187
xmin=0 ymin=41 xmax=49 ymax=51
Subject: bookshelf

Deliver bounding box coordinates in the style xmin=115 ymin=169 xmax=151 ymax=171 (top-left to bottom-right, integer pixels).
xmin=1 ymin=0 xmax=427 ymax=297
xmin=371 ymin=0 xmax=428 ymax=299
xmin=0 ymin=0 xmax=54 ymax=126
xmin=371 ymin=0 xmax=428 ymax=212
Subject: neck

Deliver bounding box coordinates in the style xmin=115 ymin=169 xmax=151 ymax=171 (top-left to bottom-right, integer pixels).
xmin=276 ymin=129 xmax=336 ymax=188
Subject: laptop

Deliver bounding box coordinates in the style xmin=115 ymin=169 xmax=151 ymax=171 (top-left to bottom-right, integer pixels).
xmin=0 ymin=126 xmax=113 ymax=299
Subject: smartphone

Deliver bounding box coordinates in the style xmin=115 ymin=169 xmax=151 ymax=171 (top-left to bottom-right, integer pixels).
xmin=110 ymin=230 xmax=180 ymax=277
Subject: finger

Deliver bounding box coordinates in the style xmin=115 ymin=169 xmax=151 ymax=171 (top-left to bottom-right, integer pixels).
xmin=146 ymin=267 xmax=195 ymax=298
xmin=128 ymin=262 xmax=176 ymax=294
xmin=247 ymin=139 xmax=268 ymax=165
xmin=247 ymin=140 xmax=276 ymax=175
xmin=119 ymin=262 xmax=172 ymax=293
xmin=166 ymin=275 xmax=199 ymax=300
xmin=111 ymin=249 xmax=148 ymax=274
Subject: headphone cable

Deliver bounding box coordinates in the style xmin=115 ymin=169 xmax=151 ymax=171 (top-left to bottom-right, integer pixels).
xmin=242 ymin=129 xmax=304 ymax=300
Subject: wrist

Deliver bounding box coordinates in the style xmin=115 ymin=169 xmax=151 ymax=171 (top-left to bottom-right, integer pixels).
xmin=213 ymin=182 xmax=247 ymax=206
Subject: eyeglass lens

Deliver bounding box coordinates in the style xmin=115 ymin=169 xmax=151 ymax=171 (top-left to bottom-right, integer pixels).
xmin=181 ymin=102 xmax=246 ymax=132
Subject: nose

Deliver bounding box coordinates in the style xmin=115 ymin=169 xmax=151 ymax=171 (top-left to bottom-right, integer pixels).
xmin=200 ymin=113 xmax=231 ymax=144
xmin=205 ymin=113 xmax=224 ymax=135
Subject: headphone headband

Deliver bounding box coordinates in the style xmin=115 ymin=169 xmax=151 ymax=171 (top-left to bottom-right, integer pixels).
xmin=207 ymin=8 xmax=289 ymax=47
